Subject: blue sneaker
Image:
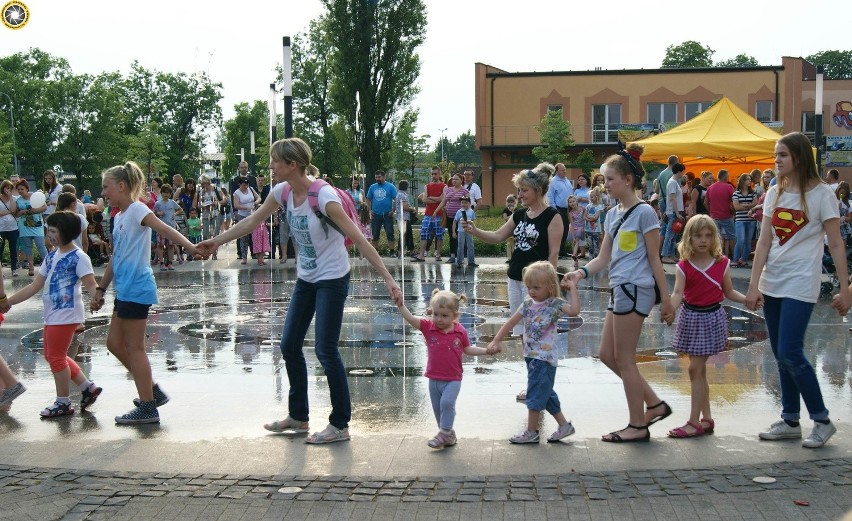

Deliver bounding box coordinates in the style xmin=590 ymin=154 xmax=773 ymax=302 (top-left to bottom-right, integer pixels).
xmin=115 ymin=401 xmax=159 ymax=425
xmin=133 ymin=384 xmax=169 ymax=408
xmin=0 ymin=382 xmax=26 ymax=408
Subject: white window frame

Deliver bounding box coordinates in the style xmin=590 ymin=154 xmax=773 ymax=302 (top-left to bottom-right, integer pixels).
xmin=685 ymin=101 xmax=712 ymax=120
xmin=593 ymin=104 xmax=621 ymax=144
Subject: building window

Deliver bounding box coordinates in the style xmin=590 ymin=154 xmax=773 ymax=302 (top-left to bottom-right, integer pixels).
xmin=647 ymin=103 xmax=677 ymax=125
xmin=801 ymin=111 xmax=816 ymax=137
xmin=685 ymin=101 xmax=712 ymax=120
xmin=755 ymin=101 xmax=773 ymax=122
xmin=547 ymin=104 xmax=563 ymax=114
xmin=593 ymin=104 xmax=621 ymax=143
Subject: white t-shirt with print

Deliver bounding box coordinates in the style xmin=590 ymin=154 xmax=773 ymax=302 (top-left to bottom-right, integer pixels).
xmin=758 ymin=184 xmax=838 ymax=303
xmin=38 ymin=247 xmax=93 ymax=325
xmin=272 ymin=181 xmax=350 ymax=283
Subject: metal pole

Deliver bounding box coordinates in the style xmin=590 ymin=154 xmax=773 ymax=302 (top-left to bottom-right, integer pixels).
xmin=439 ymin=128 xmax=447 ymax=163
xmin=282 ymin=37 xmax=293 ymax=138
xmin=0 ymin=91 xmax=19 ymax=177
xmin=815 ymin=67 xmax=824 ymax=174
xmin=269 ymin=83 xmax=277 ymax=143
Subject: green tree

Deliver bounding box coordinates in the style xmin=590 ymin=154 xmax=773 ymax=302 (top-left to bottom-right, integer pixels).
xmin=127 ymin=121 xmax=168 ymax=181
xmin=532 ymin=109 xmax=573 ymax=165
xmin=291 ymin=18 xmax=354 ymax=180
xmin=716 ymin=54 xmax=759 ymax=68
xmin=806 ymin=50 xmax=852 ymax=79
xmin=220 ymin=101 xmax=270 ymax=181
xmin=573 ymin=149 xmax=597 ymax=175
xmin=450 ymin=131 xmax=478 ymax=167
xmin=662 ymin=41 xmax=715 ymax=68
xmin=0 ymin=48 xmax=73 ymax=176
xmin=321 ymin=0 xmax=427 ymax=175
xmin=123 ymin=62 xmax=223 ymax=177
xmin=55 ymin=72 xmax=128 ymax=187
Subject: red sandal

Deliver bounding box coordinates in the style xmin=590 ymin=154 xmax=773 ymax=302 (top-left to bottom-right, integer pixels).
xmin=667 ymin=420 xmax=705 ymax=438
xmin=700 ymin=418 xmax=715 ymax=433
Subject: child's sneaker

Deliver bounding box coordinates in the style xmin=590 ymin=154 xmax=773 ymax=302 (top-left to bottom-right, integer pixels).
xmin=305 ymin=424 xmax=350 ymax=444
xmin=510 ymin=430 xmax=540 ymax=444
xmin=40 ymin=400 xmax=75 ymax=418
xmin=547 ymin=422 xmax=576 ymax=442
xmin=159 ymin=263 xmax=167 ymax=271
xmin=759 ymin=420 xmax=802 ymax=440
xmin=133 ymin=384 xmax=169 ymax=408
xmin=803 ymin=421 xmax=837 ymax=448
xmin=80 ymin=386 xmax=103 ymax=411
xmin=115 ymin=401 xmax=159 ymax=424
xmin=427 ymin=430 xmax=457 ymax=449
xmin=0 ymin=382 xmax=26 ymax=408
xmin=167 ymin=264 xmax=175 ymax=271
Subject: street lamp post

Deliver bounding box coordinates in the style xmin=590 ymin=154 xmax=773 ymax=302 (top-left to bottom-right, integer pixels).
xmin=815 ymin=66 xmax=824 ymax=174
xmin=0 ymin=91 xmax=19 ymax=177
xmin=439 ymin=128 xmax=447 ymax=163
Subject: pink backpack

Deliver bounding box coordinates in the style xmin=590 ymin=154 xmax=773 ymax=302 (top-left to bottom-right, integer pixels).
xmin=281 ymin=179 xmax=368 ymax=247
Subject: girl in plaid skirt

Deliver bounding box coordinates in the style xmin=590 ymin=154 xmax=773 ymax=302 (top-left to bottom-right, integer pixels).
xmin=667 ymin=215 xmax=745 ymax=438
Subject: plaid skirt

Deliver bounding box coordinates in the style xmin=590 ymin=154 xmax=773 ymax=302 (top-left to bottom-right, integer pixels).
xmin=672 ymin=304 xmax=727 ymax=356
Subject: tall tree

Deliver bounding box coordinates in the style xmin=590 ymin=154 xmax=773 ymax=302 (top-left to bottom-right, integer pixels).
xmin=127 ymin=121 xmax=167 ymax=181
xmin=123 ymin=62 xmax=223 ymax=178
xmin=662 ymin=41 xmax=715 ymax=68
xmin=321 ymin=0 xmax=426 ymax=176
xmin=532 ymin=109 xmax=573 ymax=165
xmin=56 ymin=72 xmax=128 ymax=187
xmin=806 ymin=50 xmax=852 ymax=79
xmin=450 ymin=131 xmax=478 ymax=167
xmin=0 ymin=48 xmax=73 ymax=176
xmin=291 ymin=18 xmax=354 ymax=179
xmin=716 ymin=54 xmax=759 ymax=68
xmin=220 ymin=101 xmax=270 ymax=180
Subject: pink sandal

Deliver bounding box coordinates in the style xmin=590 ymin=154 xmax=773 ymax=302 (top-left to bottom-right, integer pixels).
xmin=667 ymin=420 xmax=705 ymax=438
xmin=700 ymin=418 xmax=715 ymax=433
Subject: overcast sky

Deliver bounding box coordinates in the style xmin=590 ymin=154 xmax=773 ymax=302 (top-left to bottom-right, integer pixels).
xmin=1 ymin=0 xmax=846 ymax=151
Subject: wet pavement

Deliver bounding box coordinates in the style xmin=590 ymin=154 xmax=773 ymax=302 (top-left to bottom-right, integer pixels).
xmin=0 ymin=251 xmax=850 ymax=519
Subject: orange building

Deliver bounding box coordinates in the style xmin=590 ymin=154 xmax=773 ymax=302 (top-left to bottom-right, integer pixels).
xmin=475 ymin=56 xmax=852 ymax=207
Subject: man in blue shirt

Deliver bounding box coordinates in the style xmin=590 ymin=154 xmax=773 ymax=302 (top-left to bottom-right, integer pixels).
xmin=546 ymin=163 xmax=573 ymax=258
xmin=366 ymin=170 xmax=399 ymax=256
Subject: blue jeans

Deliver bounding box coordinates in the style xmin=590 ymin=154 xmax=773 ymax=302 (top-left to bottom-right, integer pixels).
xmin=525 ymin=358 xmax=561 ymax=414
xmin=280 ymin=272 xmax=351 ymax=429
xmin=762 ymin=295 xmax=828 ymax=421
xmin=370 ymin=213 xmax=395 ymax=244
xmin=661 ymin=213 xmax=680 ymax=258
xmin=19 ymin=235 xmax=47 ymax=264
xmin=733 ymin=220 xmax=755 ymax=264
xmin=456 ymin=229 xmax=475 ymax=265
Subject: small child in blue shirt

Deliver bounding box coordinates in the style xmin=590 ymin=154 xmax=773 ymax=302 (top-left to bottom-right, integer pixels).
xmin=452 ymin=196 xmax=476 ymax=268
xmin=152 ymin=184 xmax=182 ymax=270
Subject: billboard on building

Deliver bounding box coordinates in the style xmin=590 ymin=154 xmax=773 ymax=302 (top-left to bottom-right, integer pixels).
xmin=825 ymin=136 xmax=852 ymax=167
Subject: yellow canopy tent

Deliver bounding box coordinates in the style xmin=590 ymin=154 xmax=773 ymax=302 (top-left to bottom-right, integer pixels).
xmin=629 ymin=97 xmax=782 ymax=175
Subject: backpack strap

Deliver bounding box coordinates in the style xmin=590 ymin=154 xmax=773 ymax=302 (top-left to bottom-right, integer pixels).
xmin=281 ymin=179 xmax=345 ymax=240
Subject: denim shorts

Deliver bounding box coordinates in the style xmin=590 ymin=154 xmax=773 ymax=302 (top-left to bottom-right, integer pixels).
xmin=714 ymin=218 xmax=735 ymax=239
xmin=608 ymin=284 xmax=656 ymax=317
xmin=114 ymin=299 xmax=151 ymax=320
xmin=525 ymin=357 xmax=559 ymax=412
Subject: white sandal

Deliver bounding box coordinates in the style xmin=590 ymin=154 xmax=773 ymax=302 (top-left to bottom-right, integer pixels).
xmin=263 ymin=416 xmax=309 ymax=433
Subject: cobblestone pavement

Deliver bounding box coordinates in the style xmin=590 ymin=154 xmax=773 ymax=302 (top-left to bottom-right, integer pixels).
xmin=1 ymin=458 xmax=849 ymax=520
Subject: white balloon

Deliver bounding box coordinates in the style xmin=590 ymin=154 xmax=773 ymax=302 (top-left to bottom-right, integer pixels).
xmin=29 ymin=191 xmax=46 ymax=208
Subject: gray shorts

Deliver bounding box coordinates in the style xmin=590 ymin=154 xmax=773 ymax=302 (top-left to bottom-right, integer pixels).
xmin=715 ymin=218 xmax=735 ymax=240
xmin=608 ymin=284 xmax=656 ymax=317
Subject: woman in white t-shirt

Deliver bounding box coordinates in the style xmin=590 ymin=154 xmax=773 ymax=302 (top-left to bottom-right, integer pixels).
xmin=198 ymin=137 xmax=403 ymax=444
xmin=0 ymin=180 xmax=20 ymax=277
xmin=746 ymin=132 xmax=850 ymax=448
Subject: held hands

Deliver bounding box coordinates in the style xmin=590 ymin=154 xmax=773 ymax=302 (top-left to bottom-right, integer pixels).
xmin=90 ymin=294 xmax=105 ymax=312
xmin=0 ymin=300 xmax=11 ymax=314
xmin=560 ymin=276 xmax=576 ymax=293
xmin=195 ymin=240 xmax=217 ymax=259
xmin=388 ymin=283 xmax=404 ymax=307
xmin=564 ymin=270 xmax=584 ymax=285
xmin=831 ymin=288 xmax=850 ymax=316
xmin=660 ymin=300 xmax=675 ymax=325
xmin=486 ymin=341 xmax=502 ymax=355
xmin=744 ymin=287 xmax=763 ymax=311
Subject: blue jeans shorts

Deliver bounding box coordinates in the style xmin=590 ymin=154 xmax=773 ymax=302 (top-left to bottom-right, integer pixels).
xmin=525 ymin=357 xmax=561 ymax=414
